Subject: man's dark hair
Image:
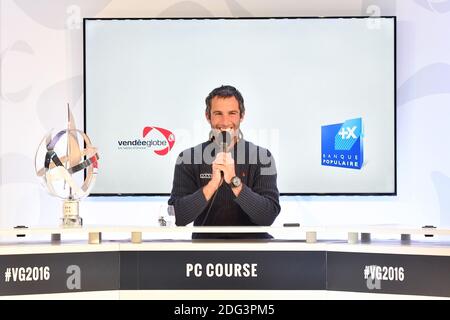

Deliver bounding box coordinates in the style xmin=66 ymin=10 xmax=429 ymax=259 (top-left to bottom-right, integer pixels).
xmin=205 ymin=85 xmax=245 ymax=118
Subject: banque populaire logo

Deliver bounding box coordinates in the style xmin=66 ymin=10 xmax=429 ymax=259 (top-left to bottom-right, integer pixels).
xmin=321 ymin=117 xmax=364 ymax=169
xmin=117 ymin=126 xmax=175 ymax=156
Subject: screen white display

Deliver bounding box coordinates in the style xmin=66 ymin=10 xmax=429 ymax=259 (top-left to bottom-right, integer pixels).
xmin=84 ymin=17 xmax=396 ymax=195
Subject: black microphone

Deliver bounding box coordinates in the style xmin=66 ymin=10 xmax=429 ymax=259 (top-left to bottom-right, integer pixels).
xmin=218 ymin=131 xmax=232 ymax=178
xmin=202 ymin=131 xmax=231 ymax=226
xmin=219 ymin=131 xmax=232 ymax=153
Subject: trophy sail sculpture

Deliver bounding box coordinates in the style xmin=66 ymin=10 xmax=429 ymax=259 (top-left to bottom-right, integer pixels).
xmin=35 ymin=105 xmax=99 ymax=227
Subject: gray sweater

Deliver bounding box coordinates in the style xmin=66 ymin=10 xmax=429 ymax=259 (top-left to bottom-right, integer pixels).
xmin=168 ymin=139 xmax=280 ymax=238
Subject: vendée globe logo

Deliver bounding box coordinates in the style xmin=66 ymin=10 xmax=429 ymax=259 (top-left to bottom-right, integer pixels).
xmin=117 ymin=126 xmax=175 ymax=156
xmin=321 ymin=117 xmax=364 ymax=169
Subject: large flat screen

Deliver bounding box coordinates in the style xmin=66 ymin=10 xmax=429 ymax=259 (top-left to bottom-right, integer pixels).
xmin=84 ymin=17 xmax=396 ymax=195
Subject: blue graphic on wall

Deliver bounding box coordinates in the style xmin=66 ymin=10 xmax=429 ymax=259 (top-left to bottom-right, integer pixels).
xmin=321 ymin=117 xmax=364 ymax=169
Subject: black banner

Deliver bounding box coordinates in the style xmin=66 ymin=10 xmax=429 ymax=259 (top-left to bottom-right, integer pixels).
xmin=121 ymin=250 xmax=326 ymax=290
xmin=0 ymin=252 xmax=119 ymax=295
xmin=327 ymin=252 xmax=450 ymax=297
xmin=2 ymin=249 xmax=450 ymax=297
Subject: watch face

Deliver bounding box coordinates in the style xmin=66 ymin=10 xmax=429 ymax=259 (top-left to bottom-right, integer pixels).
xmin=231 ymin=176 xmax=241 ymax=187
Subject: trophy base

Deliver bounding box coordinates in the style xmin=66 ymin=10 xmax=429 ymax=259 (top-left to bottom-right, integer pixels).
xmin=62 ymin=200 xmax=83 ymax=228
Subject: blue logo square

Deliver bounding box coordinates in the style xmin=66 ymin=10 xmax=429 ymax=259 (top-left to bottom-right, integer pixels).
xmin=321 ymin=117 xmax=364 ymax=169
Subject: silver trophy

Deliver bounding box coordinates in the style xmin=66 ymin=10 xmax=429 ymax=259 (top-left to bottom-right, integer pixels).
xmin=35 ymin=105 xmax=99 ymax=227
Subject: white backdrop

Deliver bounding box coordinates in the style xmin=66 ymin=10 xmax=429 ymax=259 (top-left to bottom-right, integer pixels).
xmin=1 ymin=0 xmax=450 ymax=237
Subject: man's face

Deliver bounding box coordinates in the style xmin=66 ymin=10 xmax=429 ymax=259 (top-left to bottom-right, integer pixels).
xmin=206 ymin=96 xmax=244 ymax=139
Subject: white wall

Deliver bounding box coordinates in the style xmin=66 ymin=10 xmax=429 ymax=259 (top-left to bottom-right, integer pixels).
xmin=1 ymin=0 xmax=450 ymax=234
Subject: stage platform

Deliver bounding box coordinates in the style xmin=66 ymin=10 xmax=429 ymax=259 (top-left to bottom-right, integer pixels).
xmin=1 ymin=225 xmax=450 ymax=299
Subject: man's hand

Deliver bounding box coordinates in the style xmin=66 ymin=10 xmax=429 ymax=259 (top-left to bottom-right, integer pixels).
xmin=202 ymin=155 xmax=226 ymax=201
xmin=213 ymin=152 xmax=236 ymax=184
xmin=203 ymin=152 xmax=240 ymax=200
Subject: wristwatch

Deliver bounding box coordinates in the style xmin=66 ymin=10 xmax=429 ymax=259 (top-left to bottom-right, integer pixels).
xmin=230 ymin=176 xmax=242 ymax=188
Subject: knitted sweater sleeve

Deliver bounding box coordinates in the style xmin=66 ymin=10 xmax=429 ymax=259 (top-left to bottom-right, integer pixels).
xmin=168 ymin=159 xmax=208 ymax=226
xmin=234 ymin=154 xmax=281 ymax=225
